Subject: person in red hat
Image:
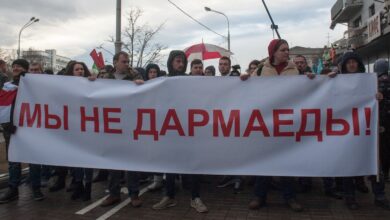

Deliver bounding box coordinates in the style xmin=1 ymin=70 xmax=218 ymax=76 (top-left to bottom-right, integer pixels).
xmin=261 ymin=39 xmax=298 ymax=76
xmin=241 ymin=39 xmax=303 ymax=212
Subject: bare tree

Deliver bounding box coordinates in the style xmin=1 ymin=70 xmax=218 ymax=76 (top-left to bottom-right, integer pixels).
xmin=0 ymin=48 xmax=15 ymax=63
xmin=110 ymin=8 xmax=167 ymax=68
xmin=0 ymin=48 xmax=6 ymax=60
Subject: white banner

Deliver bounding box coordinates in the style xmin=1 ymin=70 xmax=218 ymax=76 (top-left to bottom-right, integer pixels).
xmin=9 ymin=74 xmax=378 ymax=177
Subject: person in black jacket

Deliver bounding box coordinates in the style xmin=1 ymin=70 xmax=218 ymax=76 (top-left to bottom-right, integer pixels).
xmin=0 ymin=59 xmax=8 ymax=88
xmin=340 ymin=52 xmax=389 ymax=210
xmin=152 ymin=50 xmax=208 ymax=213
xmin=376 ymin=59 xmax=390 ymax=183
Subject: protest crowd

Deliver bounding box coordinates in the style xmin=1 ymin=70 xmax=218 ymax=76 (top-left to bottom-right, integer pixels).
xmin=1 ymin=38 xmax=390 ymax=214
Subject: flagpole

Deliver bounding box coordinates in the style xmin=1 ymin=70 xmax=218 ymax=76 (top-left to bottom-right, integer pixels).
xmin=261 ymin=0 xmax=281 ymax=39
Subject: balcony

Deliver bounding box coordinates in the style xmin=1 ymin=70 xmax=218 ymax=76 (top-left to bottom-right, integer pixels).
xmin=346 ymin=25 xmax=368 ymax=48
xmin=330 ymin=0 xmax=363 ymax=29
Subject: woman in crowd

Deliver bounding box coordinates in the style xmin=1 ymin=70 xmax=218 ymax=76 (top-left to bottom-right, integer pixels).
xmin=64 ymin=61 xmax=94 ymax=201
xmin=142 ymin=63 xmax=165 ymax=191
xmin=241 ymin=39 xmax=304 ymax=212
xmin=145 ymin=63 xmax=161 ymax=80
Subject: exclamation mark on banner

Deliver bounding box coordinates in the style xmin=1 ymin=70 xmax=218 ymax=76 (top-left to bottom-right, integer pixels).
xmin=365 ymin=108 xmax=371 ymax=135
xmin=352 ymin=108 xmax=360 ymax=136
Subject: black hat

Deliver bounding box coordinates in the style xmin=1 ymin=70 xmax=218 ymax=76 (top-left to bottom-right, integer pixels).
xmin=374 ymin=59 xmax=389 ymax=76
xmin=12 ymin=59 xmax=29 ymax=71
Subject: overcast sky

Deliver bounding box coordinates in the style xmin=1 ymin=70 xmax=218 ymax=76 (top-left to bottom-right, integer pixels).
xmin=0 ymin=0 xmax=346 ymax=70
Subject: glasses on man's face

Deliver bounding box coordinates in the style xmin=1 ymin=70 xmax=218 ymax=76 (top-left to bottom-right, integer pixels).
xmin=30 ymin=68 xmax=40 ymax=72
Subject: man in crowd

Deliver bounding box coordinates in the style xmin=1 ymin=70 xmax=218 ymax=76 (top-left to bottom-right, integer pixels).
xmin=204 ymin=66 xmax=216 ymax=76
xmin=217 ymin=55 xmax=243 ymax=191
xmin=293 ymin=55 xmax=312 ymax=75
xmin=219 ymin=56 xmax=232 ymax=76
xmin=0 ymin=59 xmax=44 ymax=204
xmin=28 ymin=62 xmax=44 ymax=74
xmin=376 ymin=59 xmax=390 ymax=183
xmin=189 ymin=59 xmax=204 ymax=76
xmin=293 ymin=55 xmax=314 ymax=193
xmin=100 ymin=51 xmax=144 ymax=208
xmin=340 ymin=52 xmax=389 ymax=210
xmin=152 ymin=50 xmax=208 ymax=213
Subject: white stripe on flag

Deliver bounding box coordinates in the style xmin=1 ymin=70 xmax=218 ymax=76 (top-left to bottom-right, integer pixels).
xmin=2 ymin=82 xmax=17 ymax=92
xmin=0 ymin=106 xmax=11 ymax=123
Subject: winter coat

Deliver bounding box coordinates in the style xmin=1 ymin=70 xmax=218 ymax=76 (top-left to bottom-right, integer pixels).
xmin=0 ymin=73 xmax=8 ymax=88
xmin=259 ymin=59 xmax=299 ymax=76
xmin=114 ymin=68 xmax=143 ymax=81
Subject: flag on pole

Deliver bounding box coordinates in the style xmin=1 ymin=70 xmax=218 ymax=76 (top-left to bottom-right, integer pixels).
xmin=92 ymin=63 xmax=99 ymax=74
xmin=98 ymin=52 xmax=105 ymax=68
xmin=90 ymin=49 xmax=105 ymax=69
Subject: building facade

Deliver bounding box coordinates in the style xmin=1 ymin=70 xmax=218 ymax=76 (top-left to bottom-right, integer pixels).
xmin=330 ymin=0 xmax=390 ymax=72
xmin=21 ymin=49 xmax=71 ymax=73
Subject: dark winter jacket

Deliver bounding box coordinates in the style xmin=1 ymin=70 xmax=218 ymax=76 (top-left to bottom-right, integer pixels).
xmin=117 ymin=68 xmax=143 ymax=81
xmin=0 ymin=73 xmax=8 ymax=88
xmin=134 ymin=67 xmax=146 ymax=80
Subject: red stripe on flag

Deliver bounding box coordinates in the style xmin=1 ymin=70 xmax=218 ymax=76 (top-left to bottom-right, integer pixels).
xmin=90 ymin=49 xmax=105 ymax=69
xmin=0 ymin=89 xmax=17 ymax=106
xmin=185 ymin=44 xmax=207 ymax=58
xmin=202 ymin=51 xmax=222 ymax=60
xmin=98 ymin=52 xmax=105 ymax=68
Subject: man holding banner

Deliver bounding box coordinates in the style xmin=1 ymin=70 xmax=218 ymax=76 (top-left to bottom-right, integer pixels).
xmin=100 ymin=51 xmax=144 ymax=208
xmin=151 ymin=50 xmax=208 ymax=213
xmin=340 ymin=51 xmax=389 ymax=210
xmin=0 ymin=59 xmax=44 ymax=204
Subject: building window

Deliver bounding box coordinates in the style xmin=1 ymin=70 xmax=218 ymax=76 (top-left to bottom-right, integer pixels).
xmin=369 ymin=4 xmax=375 ymax=17
xmin=353 ymin=16 xmax=362 ymax=28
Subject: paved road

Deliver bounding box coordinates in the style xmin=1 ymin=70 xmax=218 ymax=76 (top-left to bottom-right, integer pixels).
xmin=0 ymin=177 xmax=390 ymax=219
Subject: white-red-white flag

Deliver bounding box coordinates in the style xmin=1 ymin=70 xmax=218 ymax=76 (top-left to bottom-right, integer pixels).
xmin=0 ymin=82 xmax=18 ymax=123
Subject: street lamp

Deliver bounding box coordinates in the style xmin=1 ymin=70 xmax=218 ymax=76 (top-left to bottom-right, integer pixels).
xmin=18 ymin=17 xmax=39 ymax=59
xmin=204 ymin=7 xmax=231 ymax=52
